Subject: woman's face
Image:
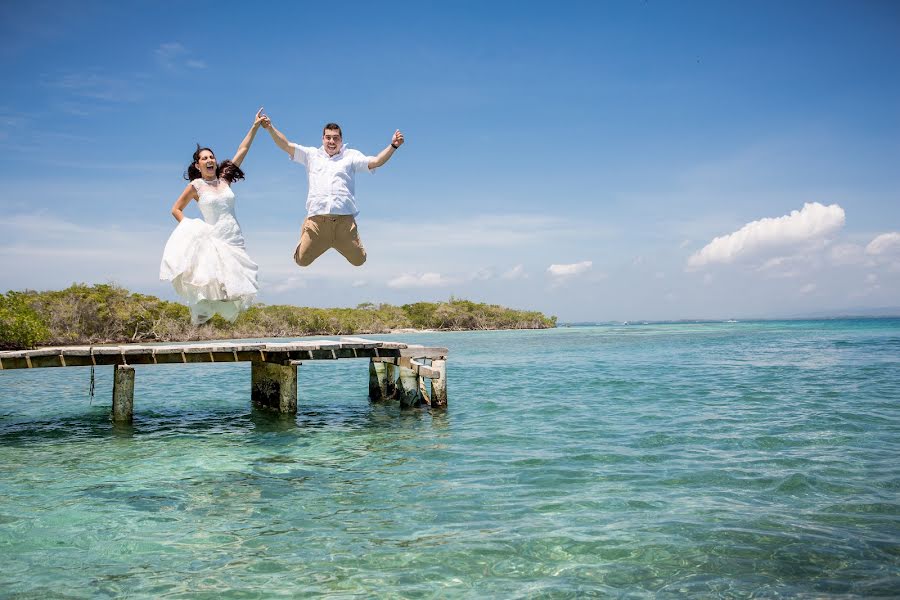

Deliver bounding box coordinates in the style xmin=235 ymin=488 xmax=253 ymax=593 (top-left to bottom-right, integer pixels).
xmin=195 ymin=150 xmax=217 ymax=179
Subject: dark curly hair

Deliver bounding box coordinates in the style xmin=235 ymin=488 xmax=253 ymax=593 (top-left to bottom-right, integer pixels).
xmin=184 ymin=144 xmax=245 ymax=184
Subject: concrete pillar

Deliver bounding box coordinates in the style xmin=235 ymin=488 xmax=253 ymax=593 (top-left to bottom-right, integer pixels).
xmin=431 ymin=359 xmax=447 ymax=408
xmin=112 ymin=365 xmax=135 ymax=423
xmin=418 ymin=376 xmax=430 ymax=406
xmin=383 ymin=362 xmax=397 ymax=399
xmin=369 ymin=359 xmax=387 ymax=401
xmin=251 ymin=361 xmax=297 ymax=414
xmin=396 ymin=366 xmax=421 ymax=408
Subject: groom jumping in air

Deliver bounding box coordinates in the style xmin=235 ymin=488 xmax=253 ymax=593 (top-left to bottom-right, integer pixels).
xmin=261 ymin=114 xmax=404 ymax=267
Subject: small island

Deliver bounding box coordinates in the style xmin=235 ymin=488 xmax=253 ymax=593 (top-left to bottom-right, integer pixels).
xmin=0 ymin=283 xmax=557 ymax=350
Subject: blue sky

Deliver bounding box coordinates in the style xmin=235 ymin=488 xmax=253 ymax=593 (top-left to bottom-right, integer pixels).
xmin=1 ymin=1 xmax=899 ymax=322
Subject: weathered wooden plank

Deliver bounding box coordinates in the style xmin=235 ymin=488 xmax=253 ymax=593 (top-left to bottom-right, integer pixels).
xmin=266 ymin=341 xmax=335 ymax=352
xmin=340 ymin=337 xmax=408 ymax=349
xmin=400 ymin=345 xmax=449 ymax=360
xmin=410 ymin=359 xmax=440 ymax=379
xmin=0 ymin=356 xmax=28 ymax=369
xmin=119 ymin=345 xmax=160 ymax=355
xmin=90 ymin=347 xmax=134 ymax=355
xmin=0 ymin=340 xmax=441 ymax=369
xmin=47 ymin=346 xmax=103 ymax=356
xmin=6 ymin=348 xmax=63 ymax=358
xmin=30 ymin=354 xmax=67 ymax=369
xmin=337 ymin=337 xmax=382 ymax=349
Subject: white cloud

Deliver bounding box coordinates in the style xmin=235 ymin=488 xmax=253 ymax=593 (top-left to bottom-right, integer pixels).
xmin=756 ymin=255 xmax=811 ymax=278
xmin=352 ymin=280 xmax=368 ymax=288
xmin=829 ymin=243 xmax=867 ymax=266
xmin=45 ymin=71 xmax=142 ymax=103
xmin=758 ymin=256 xmax=790 ymax=272
xmin=799 ymin=283 xmax=816 ymax=294
xmin=470 ymin=268 xmax=493 ymax=281
xmin=547 ymin=261 xmax=592 ymax=278
xmin=0 ymin=213 xmax=165 ymax=291
xmin=364 ymin=214 xmax=604 ymax=252
xmin=501 ymin=264 xmax=526 ymax=280
xmin=866 ymin=232 xmax=900 ymax=255
xmin=155 ymin=42 xmax=206 ymax=70
xmin=268 ymin=276 xmax=308 ymax=294
xmin=387 ymin=272 xmax=453 ymax=288
xmin=687 ymin=202 xmax=845 ymax=269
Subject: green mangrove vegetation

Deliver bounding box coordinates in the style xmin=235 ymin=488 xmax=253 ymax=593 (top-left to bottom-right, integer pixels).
xmin=0 ymin=284 xmax=556 ymax=350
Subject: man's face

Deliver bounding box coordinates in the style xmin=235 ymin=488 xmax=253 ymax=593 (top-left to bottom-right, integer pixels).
xmin=322 ymin=129 xmax=342 ymax=156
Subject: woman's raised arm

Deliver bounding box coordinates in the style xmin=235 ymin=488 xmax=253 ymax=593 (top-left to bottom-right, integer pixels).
xmin=231 ymin=107 xmax=266 ymax=167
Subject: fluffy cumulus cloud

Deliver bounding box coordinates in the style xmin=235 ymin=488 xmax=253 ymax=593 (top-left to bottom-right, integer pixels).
xmin=687 ymin=202 xmax=845 ymax=269
xmin=547 ymin=261 xmax=592 ymax=278
xmin=387 ymin=272 xmax=453 ymax=288
xmin=865 ymin=232 xmax=900 ymax=255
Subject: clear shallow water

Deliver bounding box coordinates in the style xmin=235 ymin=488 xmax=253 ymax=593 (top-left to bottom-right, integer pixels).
xmin=1 ymin=320 xmax=898 ymax=598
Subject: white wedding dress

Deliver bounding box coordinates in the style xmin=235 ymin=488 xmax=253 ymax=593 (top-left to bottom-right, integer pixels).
xmin=160 ymin=178 xmax=259 ymax=324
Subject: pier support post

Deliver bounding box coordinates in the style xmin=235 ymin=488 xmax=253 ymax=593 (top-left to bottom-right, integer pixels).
xmin=112 ymin=365 xmax=135 ymax=423
xmin=384 ymin=362 xmax=397 ymax=399
xmin=396 ymin=366 xmax=421 ymax=408
xmin=251 ymin=361 xmax=297 ymax=414
xmin=431 ymin=359 xmax=447 ymax=408
xmin=369 ymin=359 xmax=387 ymax=401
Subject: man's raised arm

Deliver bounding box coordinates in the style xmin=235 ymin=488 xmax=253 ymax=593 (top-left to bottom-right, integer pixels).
xmin=368 ymin=129 xmax=405 ymax=169
xmin=261 ymin=116 xmax=295 ymax=157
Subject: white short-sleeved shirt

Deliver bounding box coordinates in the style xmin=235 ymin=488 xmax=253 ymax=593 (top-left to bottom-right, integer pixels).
xmin=290 ymin=143 xmax=375 ymax=217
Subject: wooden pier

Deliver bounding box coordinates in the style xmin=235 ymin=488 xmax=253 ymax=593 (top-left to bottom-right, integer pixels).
xmin=0 ymin=337 xmax=448 ymax=423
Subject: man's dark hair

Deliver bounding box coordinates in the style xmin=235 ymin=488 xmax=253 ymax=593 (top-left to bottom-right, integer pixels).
xmin=323 ymin=123 xmax=342 ymax=136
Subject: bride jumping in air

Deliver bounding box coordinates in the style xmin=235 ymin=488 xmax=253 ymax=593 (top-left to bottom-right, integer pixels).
xmin=160 ymin=108 xmax=266 ymax=324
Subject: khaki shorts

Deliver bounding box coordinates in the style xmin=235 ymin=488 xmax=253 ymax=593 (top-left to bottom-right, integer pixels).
xmin=293 ymin=214 xmax=367 ymax=267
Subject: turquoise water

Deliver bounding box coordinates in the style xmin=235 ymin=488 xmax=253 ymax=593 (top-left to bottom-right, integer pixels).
xmin=1 ymin=320 xmax=898 ymax=598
